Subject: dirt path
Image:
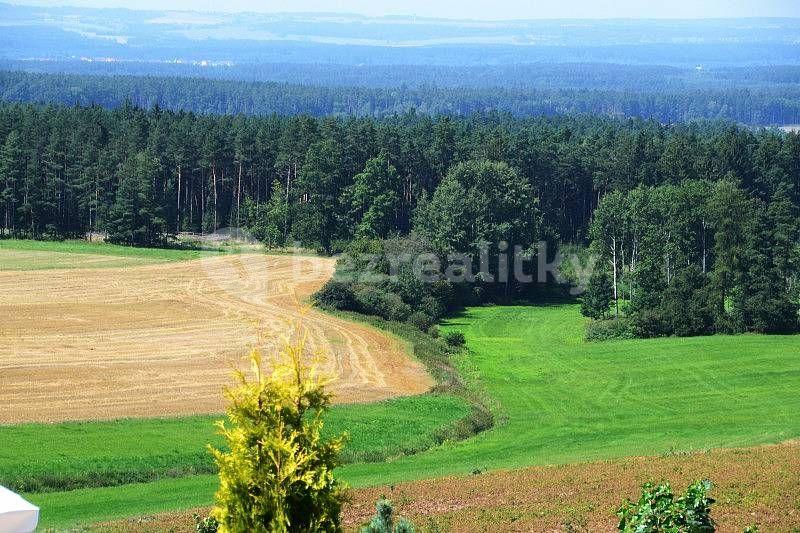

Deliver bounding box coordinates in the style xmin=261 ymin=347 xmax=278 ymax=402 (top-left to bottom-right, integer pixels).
xmin=0 ymin=254 xmax=432 ymax=423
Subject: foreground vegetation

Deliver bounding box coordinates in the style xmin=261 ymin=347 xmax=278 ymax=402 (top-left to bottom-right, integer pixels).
xmin=24 ymin=303 xmax=800 ymax=528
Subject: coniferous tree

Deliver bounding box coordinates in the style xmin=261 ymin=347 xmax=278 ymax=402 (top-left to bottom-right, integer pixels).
xmin=581 ymin=270 xmax=614 ymax=320
xmin=210 ymin=327 xmax=347 ymax=532
xmin=344 ymin=152 xmax=401 ymax=240
xmin=106 ymin=151 xmax=166 ymax=246
xmin=0 ymin=130 xmax=25 ymax=235
xmin=294 ymin=139 xmax=344 ymax=252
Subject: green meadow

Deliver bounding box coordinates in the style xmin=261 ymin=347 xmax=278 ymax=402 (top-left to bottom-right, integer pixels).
xmin=17 ymin=304 xmax=800 ymax=528
xmin=1 ymin=395 xmax=469 ymax=493
xmin=0 ymin=239 xmax=219 ymax=270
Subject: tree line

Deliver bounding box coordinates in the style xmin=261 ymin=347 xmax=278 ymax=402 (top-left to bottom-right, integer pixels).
xmin=2 ymin=101 xmax=798 ymax=334
xmin=7 ymin=61 xmax=800 ymax=91
xmin=1 ymin=102 xmax=799 ymax=247
xmin=583 ymin=180 xmax=799 ymax=336
xmin=3 ymin=70 xmax=800 ymax=125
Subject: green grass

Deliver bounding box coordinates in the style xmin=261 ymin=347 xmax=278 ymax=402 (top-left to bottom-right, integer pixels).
xmin=26 ymin=304 xmax=800 ymax=529
xmin=1 ymin=395 xmax=469 ymax=493
xmin=0 ymin=239 xmax=220 ymax=270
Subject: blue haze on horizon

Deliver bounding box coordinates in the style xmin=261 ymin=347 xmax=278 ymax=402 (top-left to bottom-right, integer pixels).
xmin=8 ymin=0 xmax=800 ymax=20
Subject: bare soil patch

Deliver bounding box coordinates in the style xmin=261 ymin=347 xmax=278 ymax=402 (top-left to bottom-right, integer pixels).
xmin=100 ymin=441 xmax=800 ymax=532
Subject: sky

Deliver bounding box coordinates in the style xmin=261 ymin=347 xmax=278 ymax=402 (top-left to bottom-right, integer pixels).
xmin=12 ymin=0 xmax=800 ymax=19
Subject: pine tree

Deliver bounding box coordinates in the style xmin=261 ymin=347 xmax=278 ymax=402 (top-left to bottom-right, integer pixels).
xmin=344 ymin=152 xmax=401 ymax=240
xmin=0 ymin=130 xmax=26 ymax=235
xmin=708 ymin=179 xmax=752 ymax=332
xmin=294 ymin=139 xmax=343 ymax=252
xmin=106 ymin=151 xmax=166 ymax=246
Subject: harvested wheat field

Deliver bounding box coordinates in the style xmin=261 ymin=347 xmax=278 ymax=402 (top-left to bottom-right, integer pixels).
xmin=0 ymin=253 xmax=432 ymax=423
xmin=99 ymin=441 xmax=800 ymax=532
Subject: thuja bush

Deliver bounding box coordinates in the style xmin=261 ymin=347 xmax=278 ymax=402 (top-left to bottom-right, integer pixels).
xmin=209 ymin=322 xmax=348 ymax=532
xmin=617 ymin=479 xmax=715 ymax=532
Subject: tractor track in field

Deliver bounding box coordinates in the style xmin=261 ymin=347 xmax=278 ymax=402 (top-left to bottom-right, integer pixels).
xmin=0 ymin=253 xmax=432 ymax=423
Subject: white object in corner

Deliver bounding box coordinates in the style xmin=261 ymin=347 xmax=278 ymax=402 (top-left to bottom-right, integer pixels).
xmin=0 ymin=486 xmax=39 ymax=533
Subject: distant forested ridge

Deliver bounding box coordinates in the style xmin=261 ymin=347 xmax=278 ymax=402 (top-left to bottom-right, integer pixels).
xmin=2 ymin=70 xmax=800 ymax=125
xmin=1 ymin=101 xmax=798 ymax=248
xmin=2 ymin=4 xmax=798 ymax=66
xmin=6 ymin=61 xmax=800 ymax=90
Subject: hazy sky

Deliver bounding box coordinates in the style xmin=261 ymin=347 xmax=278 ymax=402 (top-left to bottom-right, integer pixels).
xmin=13 ymin=0 xmax=800 ymax=19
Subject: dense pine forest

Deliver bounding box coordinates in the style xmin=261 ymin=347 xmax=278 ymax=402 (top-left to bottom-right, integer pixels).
xmin=1 ymin=101 xmax=798 ymax=337
xmin=1 ymin=101 xmax=799 ymax=244
xmin=2 ymin=70 xmax=800 ymax=125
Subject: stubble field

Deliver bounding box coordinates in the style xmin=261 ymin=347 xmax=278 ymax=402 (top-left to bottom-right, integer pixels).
xmin=0 ymin=244 xmax=432 ymax=423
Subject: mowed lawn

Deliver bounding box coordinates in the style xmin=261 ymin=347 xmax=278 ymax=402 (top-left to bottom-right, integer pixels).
xmin=25 ymin=304 xmax=800 ymax=528
xmin=0 ymin=239 xmax=219 ymax=270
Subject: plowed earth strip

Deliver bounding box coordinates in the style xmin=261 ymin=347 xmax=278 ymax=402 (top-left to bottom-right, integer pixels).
xmin=100 ymin=440 xmax=800 ymax=532
xmin=0 ymin=254 xmax=432 ymax=423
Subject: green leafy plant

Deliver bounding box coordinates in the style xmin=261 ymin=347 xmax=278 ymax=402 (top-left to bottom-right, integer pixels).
xmin=581 ymin=269 xmax=614 ymax=319
xmin=361 ymin=497 xmax=415 ymax=533
xmin=209 ymin=321 xmax=348 ymax=532
xmin=617 ymin=479 xmax=715 ymax=532
xmin=193 ymin=513 xmax=219 ymax=533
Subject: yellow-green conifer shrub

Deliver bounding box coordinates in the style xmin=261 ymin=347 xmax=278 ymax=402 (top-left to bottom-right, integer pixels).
xmin=210 ymin=323 xmax=348 ymax=532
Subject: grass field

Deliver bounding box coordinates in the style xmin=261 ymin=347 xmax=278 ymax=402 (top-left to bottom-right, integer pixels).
xmin=0 ymin=239 xmax=218 ymax=270
xmin=1 ymin=394 xmax=469 ymax=493
xmin=23 ymin=304 xmax=800 ymax=529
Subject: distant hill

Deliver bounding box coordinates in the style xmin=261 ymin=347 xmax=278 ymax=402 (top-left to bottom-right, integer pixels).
xmin=1 ymin=3 xmax=799 ymax=66
xmin=2 ymin=69 xmax=799 ymax=125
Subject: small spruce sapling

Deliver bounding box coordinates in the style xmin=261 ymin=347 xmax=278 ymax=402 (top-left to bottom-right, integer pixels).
xmin=361 ymin=497 xmax=415 ymax=533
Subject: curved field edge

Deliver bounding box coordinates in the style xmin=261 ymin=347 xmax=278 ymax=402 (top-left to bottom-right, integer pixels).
xmin=2 ymin=240 xmax=484 ymax=492
xmin=19 ymin=313 xmax=491 ymax=529
xmin=3 ymin=314 xmax=488 ymax=495
xmin=1 ymin=250 xmax=432 ymax=421
xmin=0 ymin=394 xmax=470 ymax=494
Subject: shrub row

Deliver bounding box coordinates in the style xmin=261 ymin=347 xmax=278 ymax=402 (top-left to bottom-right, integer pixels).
xmin=585 ymin=318 xmax=637 ymax=342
